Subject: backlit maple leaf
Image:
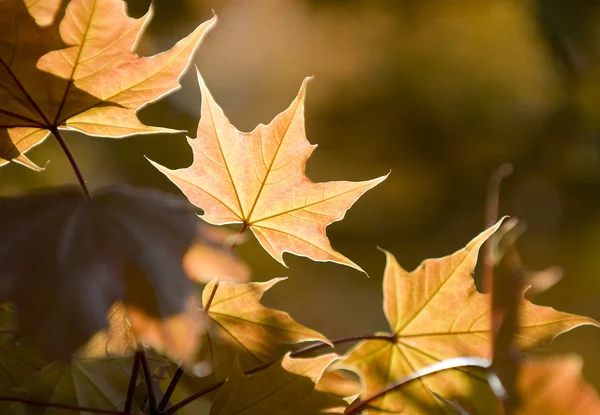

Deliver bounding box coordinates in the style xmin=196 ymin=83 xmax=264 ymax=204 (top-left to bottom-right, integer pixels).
xmin=178 ymin=278 xmax=328 ymax=395
xmin=341 ymin=221 xmax=599 ymax=414
xmin=0 ymin=0 xmax=214 ymax=169
xmin=150 ymin=71 xmax=388 ymax=272
xmin=512 ymin=355 xmax=600 ymax=415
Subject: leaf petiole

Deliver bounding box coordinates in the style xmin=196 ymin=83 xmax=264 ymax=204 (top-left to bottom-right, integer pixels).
xmin=50 ymin=127 xmax=90 ymax=198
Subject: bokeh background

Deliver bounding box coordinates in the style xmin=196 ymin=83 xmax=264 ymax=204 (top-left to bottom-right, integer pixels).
xmin=3 ymin=0 xmax=600 ymax=391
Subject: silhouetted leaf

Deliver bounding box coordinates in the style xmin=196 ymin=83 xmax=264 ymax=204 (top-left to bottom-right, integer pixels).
xmin=0 ymin=185 xmax=206 ymax=364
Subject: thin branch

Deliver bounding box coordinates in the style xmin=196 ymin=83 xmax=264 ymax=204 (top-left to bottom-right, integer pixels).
xmin=344 ymin=357 xmax=492 ymax=415
xmin=159 ymin=366 xmax=184 ymax=411
xmin=50 ymin=127 xmax=90 ymax=198
xmin=124 ymin=352 xmax=141 ymax=413
xmin=291 ymin=334 xmax=395 ymax=357
xmin=0 ymin=395 xmax=144 ymax=415
xmin=165 ymin=380 xmax=225 ymax=415
xmin=139 ymin=350 xmax=157 ymax=413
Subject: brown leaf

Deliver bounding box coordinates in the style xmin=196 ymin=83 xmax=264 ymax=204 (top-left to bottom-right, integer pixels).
xmin=0 ymin=185 xmax=205 ymax=364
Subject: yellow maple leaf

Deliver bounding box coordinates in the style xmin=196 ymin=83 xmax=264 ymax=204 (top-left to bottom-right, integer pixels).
xmin=0 ymin=0 xmax=214 ymax=169
xmin=150 ymin=71 xmax=388 ymax=271
xmin=341 ymin=221 xmax=599 ymax=414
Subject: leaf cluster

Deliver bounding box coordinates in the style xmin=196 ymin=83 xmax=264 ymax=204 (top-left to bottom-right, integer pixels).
xmin=0 ymin=1 xmax=598 ymax=414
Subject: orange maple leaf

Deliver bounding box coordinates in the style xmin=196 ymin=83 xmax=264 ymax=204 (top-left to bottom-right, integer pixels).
xmin=0 ymin=0 xmax=214 ymax=169
xmin=150 ymin=71 xmax=388 ymax=271
xmin=180 ymin=278 xmax=329 ymax=395
xmin=512 ymin=355 xmax=600 ymax=415
xmin=341 ymin=221 xmax=599 ymax=414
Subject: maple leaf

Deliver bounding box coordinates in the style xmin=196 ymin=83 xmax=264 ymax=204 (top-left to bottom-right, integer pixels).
xmin=174 ymin=278 xmax=329 ymax=400
xmin=210 ymin=353 xmax=347 ymax=415
xmin=24 ymin=0 xmax=62 ymax=26
xmin=0 ymin=307 xmax=46 ymax=414
xmin=0 ymin=185 xmax=206 ymax=364
xmin=512 ymin=355 xmax=600 ymax=415
xmin=0 ymin=0 xmax=214 ymax=170
xmin=18 ymin=352 xmax=166 ymax=415
xmin=84 ymin=303 xmax=138 ymax=357
xmin=315 ymin=369 xmax=362 ymax=404
xmin=150 ymin=71 xmax=388 ymax=271
xmin=183 ymin=223 xmax=251 ymax=284
xmin=341 ymin=221 xmax=599 ymax=414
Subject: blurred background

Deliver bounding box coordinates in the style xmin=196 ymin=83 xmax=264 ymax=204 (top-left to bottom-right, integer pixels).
xmin=3 ymin=0 xmax=600 ymax=390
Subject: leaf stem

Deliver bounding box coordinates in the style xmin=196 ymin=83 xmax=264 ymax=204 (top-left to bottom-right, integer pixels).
xmin=0 ymin=395 xmax=144 ymax=415
xmin=158 ymin=366 xmax=184 ymax=411
xmin=344 ymin=357 xmax=492 ymax=415
xmin=124 ymin=352 xmax=141 ymax=413
xmin=290 ymin=333 xmax=395 ymax=357
xmin=230 ymin=222 xmax=248 ymax=252
xmin=50 ymin=127 xmax=90 ymax=198
xmin=204 ymin=281 xmax=220 ymax=312
xmin=139 ymin=350 xmax=157 ymax=413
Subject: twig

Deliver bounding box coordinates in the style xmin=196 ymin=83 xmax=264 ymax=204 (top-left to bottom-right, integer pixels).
xmin=344 ymin=357 xmax=491 ymax=415
xmin=290 ymin=333 xmax=395 ymax=357
xmin=165 ymin=380 xmax=225 ymax=415
xmin=138 ymin=350 xmax=157 ymax=413
xmin=159 ymin=366 xmax=184 ymax=411
xmin=124 ymin=352 xmax=141 ymax=413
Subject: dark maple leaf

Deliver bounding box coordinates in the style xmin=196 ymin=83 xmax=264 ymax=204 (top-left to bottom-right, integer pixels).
xmin=0 ymin=185 xmax=206 ymax=363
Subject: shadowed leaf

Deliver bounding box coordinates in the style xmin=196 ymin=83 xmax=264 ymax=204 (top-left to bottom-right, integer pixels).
xmin=210 ymin=353 xmax=347 ymax=415
xmin=0 ymin=307 xmax=46 ymax=414
xmin=21 ymin=351 xmax=165 ymax=415
xmin=0 ymin=185 xmax=206 ymax=364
